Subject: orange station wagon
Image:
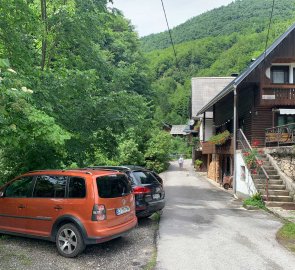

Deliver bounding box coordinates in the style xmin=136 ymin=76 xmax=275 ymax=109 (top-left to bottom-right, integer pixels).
xmin=0 ymin=169 xmax=137 ymax=257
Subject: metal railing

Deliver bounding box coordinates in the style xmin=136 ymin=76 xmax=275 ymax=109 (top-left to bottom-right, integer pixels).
xmin=237 ymin=129 xmax=269 ymax=201
xmin=265 ymin=122 xmax=295 ymax=146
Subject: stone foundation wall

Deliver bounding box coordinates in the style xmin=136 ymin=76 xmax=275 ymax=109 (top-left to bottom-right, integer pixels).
xmin=267 ymin=147 xmax=295 ymax=180
xmin=207 ymin=154 xmax=220 ymax=181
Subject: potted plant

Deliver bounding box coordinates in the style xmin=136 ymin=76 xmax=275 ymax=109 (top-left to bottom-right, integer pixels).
xmin=208 ymin=130 xmax=230 ymax=145
xmin=195 ymin=159 xmax=203 ymax=171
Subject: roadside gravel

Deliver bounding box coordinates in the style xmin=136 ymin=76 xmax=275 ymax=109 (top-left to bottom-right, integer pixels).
xmin=0 ymin=217 xmax=158 ymax=270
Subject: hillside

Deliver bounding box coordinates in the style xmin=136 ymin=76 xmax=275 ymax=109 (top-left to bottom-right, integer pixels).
xmin=144 ymin=0 xmax=295 ymax=125
xmin=141 ymin=0 xmax=295 ymax=52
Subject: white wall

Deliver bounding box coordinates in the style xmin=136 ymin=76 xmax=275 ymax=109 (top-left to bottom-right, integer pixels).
xmin=200 ymin=118 xmax=213 ymax=142
xmin=236 ymin=151 xmax=257 ymax=198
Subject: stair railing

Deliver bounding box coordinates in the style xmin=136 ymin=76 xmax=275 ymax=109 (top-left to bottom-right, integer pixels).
xmin=237 ymin=129 xmax=269 ymax=201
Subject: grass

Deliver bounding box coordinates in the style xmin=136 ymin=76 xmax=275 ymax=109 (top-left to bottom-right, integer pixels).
xmin=143 ymin=211 xmax=161 ymax=270
xmin=277 ymin=222 xmax=295 ymax=252
xmin=243 ymin=193 xmax=266 ymax=210
xmin=144 ymin=247 xmax=157 ymax=270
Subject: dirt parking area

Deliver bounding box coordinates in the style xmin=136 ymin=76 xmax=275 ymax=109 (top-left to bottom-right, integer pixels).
xmin=0 ymin=217 xmax=159 ymax=270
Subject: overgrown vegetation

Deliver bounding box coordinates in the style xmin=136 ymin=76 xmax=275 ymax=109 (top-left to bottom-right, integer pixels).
xmin=277 ymin=222 xmax=295 ymax=253
xmin=208 ymin=130 xmax=231 ymax=145
xmin=143 ymin=0 xmax=295 ymax=125
xmin=0 ymin=0 xmax=170 ymax=184
xmin=243 ymin=193 xmax=266 ymax=209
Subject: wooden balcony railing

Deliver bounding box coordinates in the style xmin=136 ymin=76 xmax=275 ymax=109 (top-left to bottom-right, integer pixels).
xmin=265 ymin=122 xmax=295 ymax=146
xmin=261 ymin=85 xmax=295 ymax=106
xmin=202 ymin=138 xmax=234 ymax=155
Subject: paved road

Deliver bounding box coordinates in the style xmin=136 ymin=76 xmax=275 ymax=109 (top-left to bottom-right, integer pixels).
xmin=156 ymin=160 xmax=295 ymax=270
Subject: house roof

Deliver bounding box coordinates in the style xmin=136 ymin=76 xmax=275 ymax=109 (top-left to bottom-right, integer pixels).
xmin=170 ymin=125 xmax=187 ymax=135
xmin=197 ymin=22 xmax=295 ymax=116
xmin=191 ymin=77 xmax=234 ymax=118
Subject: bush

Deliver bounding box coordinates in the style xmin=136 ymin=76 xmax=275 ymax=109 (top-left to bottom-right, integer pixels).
xmin=243 ymin=193 xmax=265 ymax=209
xmin=208 ymin=130 xmax=230 ymax=145
xmin=144 ymin=130 xmax=172 ymax=173
xmin=195 ymin=159 xmax=203 ymax=168
xmin=170 ymin=137 xmax=191 ymax=159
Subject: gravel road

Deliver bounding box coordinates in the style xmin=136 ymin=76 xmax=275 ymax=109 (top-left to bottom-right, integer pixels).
xmin=0 ymin=217 xmax=158 ymax=270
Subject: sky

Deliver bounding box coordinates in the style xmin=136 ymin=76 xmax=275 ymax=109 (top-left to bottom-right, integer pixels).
xmin=110 ymin=0 xmax=234 ymax=37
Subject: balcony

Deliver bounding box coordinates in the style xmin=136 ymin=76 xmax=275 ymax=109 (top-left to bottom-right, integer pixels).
xmin=202 ymin=139 xmax=234 ymax=155
xmin=261 ymin=85 xmax=295 ymax=106
xmin=265 ymin=123 xmax=295 ymax=146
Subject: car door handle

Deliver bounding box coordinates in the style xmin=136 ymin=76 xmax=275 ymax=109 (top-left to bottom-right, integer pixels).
xmin=18 ymin=204 xmax=26 ymax=209
xmin=54 ymin=205 xmax=63 ymax=210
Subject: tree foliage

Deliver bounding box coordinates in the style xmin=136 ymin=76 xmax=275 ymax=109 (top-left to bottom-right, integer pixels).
xmin=0 ymin=0 xmax=163 ymax=182
xmin=143 ymin=0 xmax=295 ymax=124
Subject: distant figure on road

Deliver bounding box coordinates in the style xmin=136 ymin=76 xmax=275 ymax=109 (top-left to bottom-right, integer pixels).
xmin=178 ymin=155 xmax=184 ymax=168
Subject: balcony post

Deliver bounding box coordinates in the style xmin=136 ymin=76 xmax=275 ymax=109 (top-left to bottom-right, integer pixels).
xmin=233 ymin=85 xmax=237 ymax=194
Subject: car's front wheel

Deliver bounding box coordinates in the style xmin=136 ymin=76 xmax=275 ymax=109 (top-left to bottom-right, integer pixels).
xmin=56 ymin=223 xmax=85 ymax=258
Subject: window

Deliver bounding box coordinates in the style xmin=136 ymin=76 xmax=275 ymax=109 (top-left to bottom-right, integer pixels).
xmin=33 ymin=175 xmax=67 ymax=198
xmin=271 ymin=66 xmax=289 ymax=84
xmin=97 ymin=174 xmax=132 ymax=198
xmin=5 ymin=177 xmax=34 ymax=198
xmin=132 ymin=171 xmax=160 ymax=185
xmin=68 ymin=177 xmax=86 ymax=198
xmin=240 ymin=166 xmax=246 ymax=182
xmin=277 ymin=115 xmax=295 ymax=126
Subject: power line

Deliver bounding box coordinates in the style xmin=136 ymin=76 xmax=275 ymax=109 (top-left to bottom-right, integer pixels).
xmin=160 ymin=0 xmax=178 ymax=67
xmin=263 ymin=0 xmax=275 ymax=60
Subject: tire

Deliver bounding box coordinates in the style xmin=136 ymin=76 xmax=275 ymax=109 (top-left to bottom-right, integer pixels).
xmin=223 ymin=183 xmax=230 ymax=190
xmin=56 ymin=223 xmax=85 ymax=258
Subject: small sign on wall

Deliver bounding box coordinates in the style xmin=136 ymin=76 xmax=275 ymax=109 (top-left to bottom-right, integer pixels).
xmin=262 ymin=95 xmax=276 ymax=100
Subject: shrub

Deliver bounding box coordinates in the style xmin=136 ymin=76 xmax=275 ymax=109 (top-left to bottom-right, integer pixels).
xmin=144 ymin=130 xmax=172 ymax=173
xmin=208 ymin=130 xmax=230 ymax=145
xmin=195 ymin=159 xmax=203 ymax=168
xmin=243 ymin=193 xmax=266 ymax=209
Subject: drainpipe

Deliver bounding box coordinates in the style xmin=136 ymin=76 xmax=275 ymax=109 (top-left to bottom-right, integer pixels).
xmin=233 ymin=85 xmax=237 ymax=195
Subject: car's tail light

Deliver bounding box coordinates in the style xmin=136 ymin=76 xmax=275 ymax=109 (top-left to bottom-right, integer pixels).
xmin=91 ymin=204 xmax=106 ymax=221
xmin=133 ymin=186 xmax=151 ymax=194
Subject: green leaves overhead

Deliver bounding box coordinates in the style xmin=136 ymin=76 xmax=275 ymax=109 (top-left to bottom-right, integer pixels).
xmin=0 ymin=0 xmax=155 ymax=182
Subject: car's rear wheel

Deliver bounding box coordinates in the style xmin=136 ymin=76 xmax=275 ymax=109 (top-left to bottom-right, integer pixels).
xmin=56 ymin=223 xmax=85 ymax=258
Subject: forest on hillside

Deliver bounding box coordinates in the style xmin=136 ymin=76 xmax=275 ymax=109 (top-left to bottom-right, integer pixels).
xmin=144 ymin=0 xmax=295 ymax=125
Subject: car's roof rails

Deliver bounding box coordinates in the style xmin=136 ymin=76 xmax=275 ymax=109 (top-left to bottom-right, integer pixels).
xmin=84 ymin=168 xmax=126 ymax=174
xmin=27 ymin=169 xmax=93 ymax=175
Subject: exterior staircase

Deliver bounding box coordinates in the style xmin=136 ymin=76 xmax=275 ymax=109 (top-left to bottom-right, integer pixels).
xmin=253 ymin=153 xmax=295 ymax=208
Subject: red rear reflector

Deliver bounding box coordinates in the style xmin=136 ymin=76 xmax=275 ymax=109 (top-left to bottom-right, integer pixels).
xmin=133 ymin=186 xmax=151 ymax=194
xmin=92 ymin=204 xmax=106 ymax=221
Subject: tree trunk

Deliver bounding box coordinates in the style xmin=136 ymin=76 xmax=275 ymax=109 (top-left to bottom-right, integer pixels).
xmin=40 ymin=0 xmax=47 ymax=70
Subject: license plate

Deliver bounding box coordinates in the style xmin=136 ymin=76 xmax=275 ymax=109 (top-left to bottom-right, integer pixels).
xmin=153 ymin=194 xmax=160 ymax=200
xmin=115 ymin=206 xmax=130 ymax=216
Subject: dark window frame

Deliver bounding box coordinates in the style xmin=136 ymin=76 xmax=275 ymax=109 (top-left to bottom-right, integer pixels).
xmin=32 ymin=175 xmax=68 ymax=198
xmin=271 ymin=66 xmax=290 ymax=84
xmin=96 ymin=174 xmax=132 ymax=199
xmin=4 ymin=176 xmax=35 ymax=198
xmin=68 ymin=176 xmax=87 ymax=199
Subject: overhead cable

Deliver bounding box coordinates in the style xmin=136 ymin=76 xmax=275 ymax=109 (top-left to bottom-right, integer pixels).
xmin=264 ymin=0 xmax=275 ymax=60
xmin=160 ymin=0 xmax=178 ymax=67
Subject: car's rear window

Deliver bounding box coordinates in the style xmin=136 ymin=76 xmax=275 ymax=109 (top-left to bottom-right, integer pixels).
xmin=96 ymin=174 xmax=132 ymax=198
xmin=132 ymin=171 xmax=160 ymax=185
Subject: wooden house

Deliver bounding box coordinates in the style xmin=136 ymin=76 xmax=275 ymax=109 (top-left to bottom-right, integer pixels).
xmin=196 ymin=23 xmax=295 ymax=199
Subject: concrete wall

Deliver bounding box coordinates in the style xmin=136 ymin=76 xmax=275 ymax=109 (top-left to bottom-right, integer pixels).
xmin=236 ymin=151 xmax=257 ymax=198
xmin=200 ymin=118 xmax=213 ymax=142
